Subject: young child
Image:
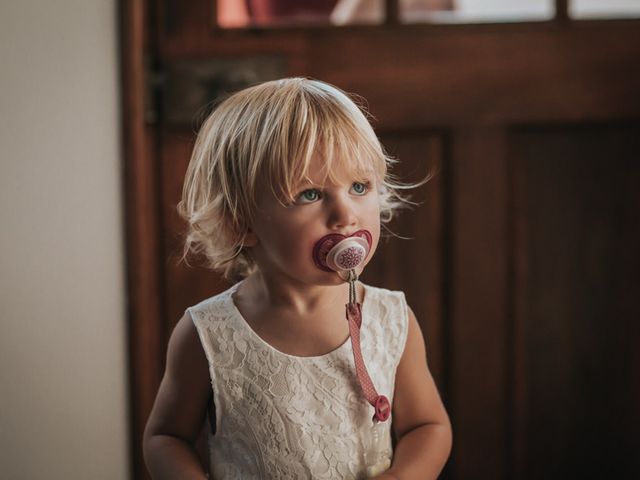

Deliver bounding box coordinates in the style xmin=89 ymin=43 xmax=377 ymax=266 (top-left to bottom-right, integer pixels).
xmin=143 ymin=78 xmax=452 ymax=479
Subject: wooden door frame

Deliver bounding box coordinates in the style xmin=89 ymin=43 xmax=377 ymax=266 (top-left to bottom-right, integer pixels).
xmin=121 ymin=1 xmax=165 ymax=478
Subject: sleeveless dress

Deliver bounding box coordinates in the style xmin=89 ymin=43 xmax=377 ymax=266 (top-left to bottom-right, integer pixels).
xmin=187 ymin=281 xmax=409 ymax=480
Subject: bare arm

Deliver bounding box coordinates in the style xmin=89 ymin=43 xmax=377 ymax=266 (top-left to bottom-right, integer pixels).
xmin=373 ymin=307 xmax=453 ymax=479
xmin=143 ymin=312 xmax=212 ymax=480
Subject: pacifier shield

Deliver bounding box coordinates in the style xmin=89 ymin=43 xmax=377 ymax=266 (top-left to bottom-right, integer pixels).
xmin=313 ymin=230 xmax=372 ymax=272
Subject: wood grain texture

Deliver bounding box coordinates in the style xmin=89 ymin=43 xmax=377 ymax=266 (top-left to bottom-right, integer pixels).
xmin=449 ymin=126 xmax=510 ymax=479
xmin=121 ymin=1 xmax=164 ymax=479
xmin=511 ymin=124 xmax=640 ymax=478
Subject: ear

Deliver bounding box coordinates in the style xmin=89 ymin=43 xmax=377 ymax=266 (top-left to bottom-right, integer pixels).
xmin=243 ymin=229 xmax=258 ymax=247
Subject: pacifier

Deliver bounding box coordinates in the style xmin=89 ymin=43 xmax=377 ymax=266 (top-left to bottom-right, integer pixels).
xmin=312 ymin=229 xmax=391 ymax=424
xmin=312 ymin=230 xmax=372 ymax=274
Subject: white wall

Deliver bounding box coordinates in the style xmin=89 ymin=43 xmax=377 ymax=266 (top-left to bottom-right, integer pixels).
xmin=0 ymin=1 xmax=129 ymax=479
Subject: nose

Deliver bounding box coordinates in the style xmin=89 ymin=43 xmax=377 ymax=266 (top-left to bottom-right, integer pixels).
xmin=327 ymin=194 xmax=358 ymax=231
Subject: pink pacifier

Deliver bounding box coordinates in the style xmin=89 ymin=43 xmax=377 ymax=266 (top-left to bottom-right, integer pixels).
xmin=312 ymin=230 xmax=372 ymax=273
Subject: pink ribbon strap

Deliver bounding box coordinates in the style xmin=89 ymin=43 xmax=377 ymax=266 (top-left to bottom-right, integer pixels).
xmin=346 ymin=302 xmax=391 ymax=423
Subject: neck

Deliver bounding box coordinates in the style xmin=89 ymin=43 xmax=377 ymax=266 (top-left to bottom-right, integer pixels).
xmin=240 ymin=269 xmax=353 ymax=315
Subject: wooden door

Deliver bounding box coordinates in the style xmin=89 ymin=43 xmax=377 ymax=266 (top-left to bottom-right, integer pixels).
xmin=122 ymin=1 xmax=640 ymax=478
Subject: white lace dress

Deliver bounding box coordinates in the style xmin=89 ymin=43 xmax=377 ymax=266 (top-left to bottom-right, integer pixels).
xmin=188 ymin=281 xmax=409 ymax=480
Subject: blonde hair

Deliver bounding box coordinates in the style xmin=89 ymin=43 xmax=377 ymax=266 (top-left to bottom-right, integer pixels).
xmin=178 ymin=77 xmax=413 ymax=280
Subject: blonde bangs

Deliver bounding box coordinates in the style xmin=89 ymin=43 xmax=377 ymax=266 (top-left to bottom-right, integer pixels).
xmin=262 ymin=82 xmax=389 ymax=204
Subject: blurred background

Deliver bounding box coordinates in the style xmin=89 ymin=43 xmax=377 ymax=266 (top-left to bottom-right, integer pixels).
xmin=2 ymin=1 xmax=639 ymax=479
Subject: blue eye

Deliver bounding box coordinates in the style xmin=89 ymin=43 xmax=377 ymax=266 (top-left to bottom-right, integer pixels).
xmin=351 ymin=182 xmax=369 ymax=195
xmin=296 ymin=189 xmax=320 ymax=204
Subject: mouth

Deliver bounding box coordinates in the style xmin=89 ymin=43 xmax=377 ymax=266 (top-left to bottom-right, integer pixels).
xmin=312 ymin=229 xmax=373 ymax=272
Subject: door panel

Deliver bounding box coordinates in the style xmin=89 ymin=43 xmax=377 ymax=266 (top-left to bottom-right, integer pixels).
xmin=449 ymin=126 xmax=511 ymax=479
xmin=512 ymin=124 xmax=640 ymax=478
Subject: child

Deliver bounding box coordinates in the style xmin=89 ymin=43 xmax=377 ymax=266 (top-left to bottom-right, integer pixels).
xmin=143 ymin=78 xmax=452 ymax=479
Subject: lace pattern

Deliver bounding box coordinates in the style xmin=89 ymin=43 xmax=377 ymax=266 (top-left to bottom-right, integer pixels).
xmin=188 ymin=282 xmax=409 ymax=480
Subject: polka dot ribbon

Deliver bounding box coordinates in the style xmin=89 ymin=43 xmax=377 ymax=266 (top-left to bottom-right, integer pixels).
xmin=346 ymin=301 xmax=391 ymax=423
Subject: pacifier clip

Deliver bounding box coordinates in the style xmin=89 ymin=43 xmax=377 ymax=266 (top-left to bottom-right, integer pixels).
xmin=346 ymin=270 xmax=391 ymax=423
xmin=313 ymin=230 xmax=391 ymax=423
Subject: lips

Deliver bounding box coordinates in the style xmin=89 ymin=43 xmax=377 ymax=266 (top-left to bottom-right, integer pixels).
xmin=312 ymin=229 xmax=372 ymax=272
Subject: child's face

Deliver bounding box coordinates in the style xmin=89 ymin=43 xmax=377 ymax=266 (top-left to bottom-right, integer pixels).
xmin=248 ymin=157 xmax=381 ymax=286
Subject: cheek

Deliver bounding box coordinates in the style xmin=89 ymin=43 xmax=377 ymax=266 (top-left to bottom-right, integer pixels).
xmin=254 ymin=212 xmax=316 ymax=260
xmin=366 ymin=197 xmax=381 ymax=232
xmin=368 ymin=224 xmax=381 ymax=260
xmin=369 ymin=202 xmax=382 ymax=251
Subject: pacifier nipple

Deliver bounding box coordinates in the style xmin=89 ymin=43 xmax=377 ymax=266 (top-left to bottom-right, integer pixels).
xmin=312 ymin=230 xmax=372 ymax=273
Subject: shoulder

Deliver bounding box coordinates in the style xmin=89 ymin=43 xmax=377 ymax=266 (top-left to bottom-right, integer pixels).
xmin=362 ymin=282 xmax=407 ymax=311
xmin=363 ymin=282 xmax=410 ymax=362
xmin=187 ymin=282 xmax=240 ymax=325
xmin=362 ymin=282 xmax=409 ymax=324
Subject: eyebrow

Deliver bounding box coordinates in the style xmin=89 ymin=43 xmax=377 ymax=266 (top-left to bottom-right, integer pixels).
xmin=298 ymin=178 xmax=373 ymax=191
xmin=292 ymin=182 xmax=319 ymax=192
xmin=291 ymin=170 xmax=376 ymax=192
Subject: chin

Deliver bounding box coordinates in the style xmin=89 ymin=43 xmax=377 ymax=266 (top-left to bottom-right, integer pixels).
xmin=324 ymin=272 xmax=349 ymax=285
xmin=319 ymin=265 xmax=369 ymax=284
xmin=305 ymin=269 xmax=349 ymax=286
